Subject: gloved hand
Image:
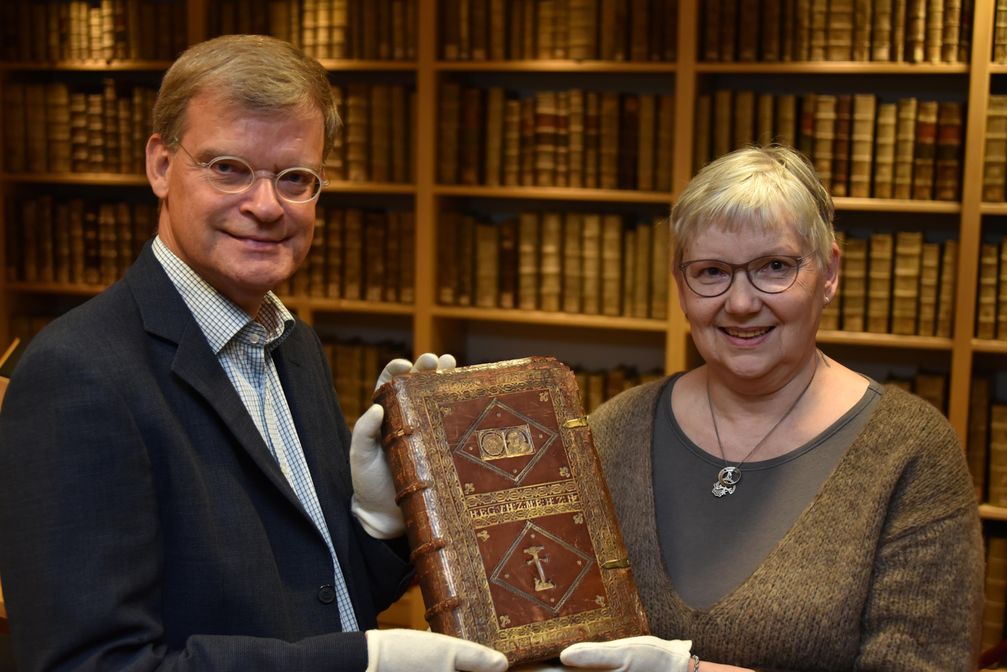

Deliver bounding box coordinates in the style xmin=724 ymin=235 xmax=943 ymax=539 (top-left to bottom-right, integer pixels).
xmin=350 ymin=353 xmax=457 ymax=539
xmin=364 ymin=628 xmax=508 ymax=672
xmin=560 ymin=636 xmax=694 ymax=671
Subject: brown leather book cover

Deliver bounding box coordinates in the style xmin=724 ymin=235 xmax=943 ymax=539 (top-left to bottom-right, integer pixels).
xmin=374 ymin=356 xmax=649 ymax=666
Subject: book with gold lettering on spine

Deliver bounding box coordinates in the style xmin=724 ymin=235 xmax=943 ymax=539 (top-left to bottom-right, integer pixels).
xmin=373 ymin=356 xmax=649 ymax=665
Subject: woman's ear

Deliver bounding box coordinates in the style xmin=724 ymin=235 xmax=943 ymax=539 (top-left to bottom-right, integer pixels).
xmin=823 ymin=239 xmax=841 ymax=302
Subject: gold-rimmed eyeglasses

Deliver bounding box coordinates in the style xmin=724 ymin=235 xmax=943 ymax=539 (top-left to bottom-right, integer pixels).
xmin=173 ymin=140 xmax=327 ymax=204
xmin=678 ymin=255 xmax=806 ymax=298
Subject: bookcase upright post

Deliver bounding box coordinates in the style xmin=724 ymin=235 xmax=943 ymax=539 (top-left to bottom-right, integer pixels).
xmin=663 ymin=0 xmax=701 ymax=375
xmin=950 ymin=0 xmax=995 ymax=438
xmin=411 ymin=0 xmax=439 ymax=357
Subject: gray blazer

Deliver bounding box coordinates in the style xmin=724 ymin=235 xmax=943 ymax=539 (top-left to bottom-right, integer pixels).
xmin=0 ymin=241 xmax=411 ymax=671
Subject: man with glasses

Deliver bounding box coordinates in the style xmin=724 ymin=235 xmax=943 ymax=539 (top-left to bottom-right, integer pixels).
xmin=0 ymin=35 xmax=507 ymax=672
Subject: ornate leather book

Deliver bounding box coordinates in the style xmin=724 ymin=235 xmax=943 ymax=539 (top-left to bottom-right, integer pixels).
xmin=373 ymin=356 xmax=649 ymax=666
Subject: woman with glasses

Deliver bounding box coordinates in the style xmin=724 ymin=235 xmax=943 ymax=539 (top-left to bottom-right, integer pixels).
xmin=557 ymin=145 xmax=983 ymax=672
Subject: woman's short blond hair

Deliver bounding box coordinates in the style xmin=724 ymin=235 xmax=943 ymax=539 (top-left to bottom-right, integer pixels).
xmin=671 ymin=145 xmax=836 ymax=269
xmin=152 ymin=34 xmax=339 ymax=161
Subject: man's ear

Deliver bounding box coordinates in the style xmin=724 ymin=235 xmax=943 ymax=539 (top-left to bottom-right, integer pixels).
xmin=146 ymin=134 xmax=171 ymax=199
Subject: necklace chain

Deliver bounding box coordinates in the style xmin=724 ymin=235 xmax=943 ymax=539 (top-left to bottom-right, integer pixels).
xmin=707 ymin=354 xmax=820 ymax=497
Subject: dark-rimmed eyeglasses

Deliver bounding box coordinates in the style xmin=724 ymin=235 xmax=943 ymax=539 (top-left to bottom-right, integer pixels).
xmin=173 ymin=140 xmax=327 ymax=204
xmin=678 ymin=255 xmax=806 ymax=298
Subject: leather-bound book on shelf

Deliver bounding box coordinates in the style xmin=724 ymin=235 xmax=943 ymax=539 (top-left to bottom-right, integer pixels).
xmin=702 ymin=0 xmax=722 ymax=61
xmin=934 ymin=101 xmax=963 ymax=201
xmin=373 ymin=357 xmax=650 ymax=666
xmin=826 ymin=0 xmax=853 ymax=61
xmin=942 ymin=0 xmax=962 ymax=63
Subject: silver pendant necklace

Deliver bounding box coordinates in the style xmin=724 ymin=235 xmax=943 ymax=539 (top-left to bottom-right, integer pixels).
xmin=707 ymin=355 xmax=819 ymax=498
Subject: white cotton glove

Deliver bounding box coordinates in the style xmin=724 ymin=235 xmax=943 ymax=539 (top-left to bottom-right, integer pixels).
xmin=364 ymin=629 xmax=508 ymax=672
xmin=350 ymin=353 xmax=457 ymax=539
xmin=560 ymin=636 xmax=693 ymax=672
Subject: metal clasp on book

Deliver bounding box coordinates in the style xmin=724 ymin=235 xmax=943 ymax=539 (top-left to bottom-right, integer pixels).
xmin=562 ymin=417 xmax=589 ymax=429
xmin=382 ymin=426 xmax=414 ymax=448
xmin=600 ymin=558 xmax=631 ymax=570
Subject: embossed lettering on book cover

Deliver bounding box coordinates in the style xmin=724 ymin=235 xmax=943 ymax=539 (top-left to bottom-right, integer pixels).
xmin=374 ymin=356 xmax=649 ymax=665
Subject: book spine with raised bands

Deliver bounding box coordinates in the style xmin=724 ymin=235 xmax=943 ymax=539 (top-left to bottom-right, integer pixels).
xmin=376 ymin=386 xmax=464 ymax=637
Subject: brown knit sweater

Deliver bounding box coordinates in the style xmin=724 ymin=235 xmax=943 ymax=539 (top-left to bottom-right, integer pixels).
xmin=589 ymin=380 xmax=984 ymax=672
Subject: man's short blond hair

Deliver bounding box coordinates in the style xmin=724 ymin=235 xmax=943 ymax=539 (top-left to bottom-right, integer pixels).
xmin=152 ymin=34 xmax=339 ymax=161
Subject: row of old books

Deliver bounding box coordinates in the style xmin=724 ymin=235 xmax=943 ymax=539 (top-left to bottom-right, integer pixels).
xmin=982 ymin=96 xmax=1007 ymax=202
xmin=437 ymin=210 xmax=670 ymax=320
xmin=439 ymin=84 xmax=676 ymax=192
xmin=211 ymin=0 xmax=418 ymax=61
xmin=1 ymin=79 xmax=412 ymax=184
xmin=440 ymin=0 xmax=677 ymax=62
xmin=974 ymin=235 xmax=1007 ymax=340
xmin=884 ymin=370 xmax=948 ymax=413
xmin=5 ymin=196 xmax=417 ymax=306
xmin=702 ymin=0 xmax=972 ymax=64
xmin=326 ymin=84 xmax=415 ymax=184
xmin=821 ymin=231 xmax=957 ymax=336
xmin=574 ymin=365 xmax=664 ymax=413
xmin=984 ymin=534 xmax=1007 ymax=658
xmin=3 ymin=80 xmax=158 ymax=176
xmin=968 ymin=376 xmax=1002 ymax=506
xmin=0 ymin=0 xmax=187 ymax=63
xmin=5 ymin=197 xmax=156 ymax=287
xmin=696 ymin=90 xmax=963 ymax=201
xmin=321 ymin=337 xmax=411 ymax=424
xmin=277 ymin=207 xmax=416 ymax=304
xmin=994 ymin=0 xmax=1007 ymax=64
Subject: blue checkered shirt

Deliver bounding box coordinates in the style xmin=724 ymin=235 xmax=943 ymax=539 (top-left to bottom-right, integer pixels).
xmin=152 ymin=236 xmax=359 ymax=631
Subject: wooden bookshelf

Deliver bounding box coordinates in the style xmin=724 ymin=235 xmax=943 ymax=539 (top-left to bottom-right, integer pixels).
xmin=0 ymin=0 xmax=1005 ymax=508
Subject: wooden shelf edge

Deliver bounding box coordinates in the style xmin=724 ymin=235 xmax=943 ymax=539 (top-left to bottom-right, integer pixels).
xmin=979 ymin=504 xmax=1007 ymax=521
xmin=280 ymin=297 xmax=415 ymax=316
xmin=434 ymin=185 xmax=673 ymax=204
xmin=695 ymin=61 xmax=968 ymax=74
xmin=833 ymin=197 xmax=961 ymax=214
xmin=322 ymin=181 xmax=416 ymax=195
xmin=1 ymin=173 xmax=149 ymax=186
xmin=435 ymin=60 xmax=677 ymax=73
xmin=431 ymin=306 xmax=669 ymax=332
xmin=317 ymin=59 xmax=417 ymax=71
xmin=816 ymin=330 xmax=953 ymax=350
xmin=0 ymin=60 xmax=173 ymax=71
xmin=3 ymin=282 xmax=104 ymax=296
xmin=2 ymin=177 xmax=415 ymax=193
xmin=972 ymin=338 xmax=1007 ymax=354
xmin=1 ymin=284 xmax=417 ymax=318
xmin=979 ymin=202 xmax=1007 ymax=215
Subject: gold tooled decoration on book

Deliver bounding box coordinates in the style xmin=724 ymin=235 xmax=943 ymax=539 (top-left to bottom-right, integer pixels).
xmin=562 ymin=416 xmax=588 ymax=428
